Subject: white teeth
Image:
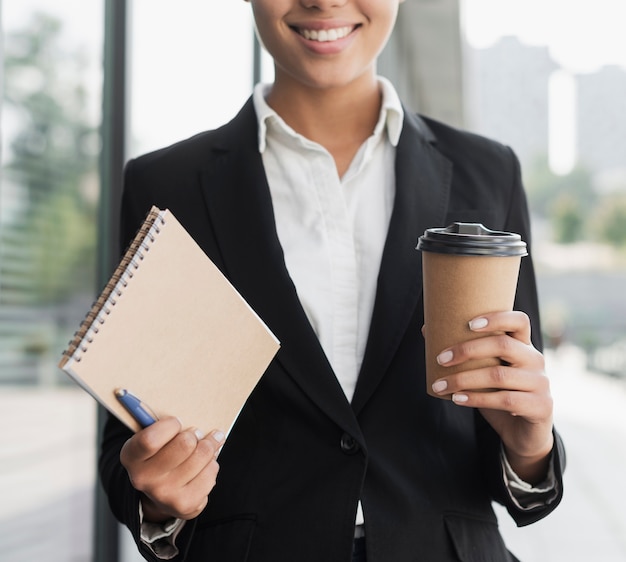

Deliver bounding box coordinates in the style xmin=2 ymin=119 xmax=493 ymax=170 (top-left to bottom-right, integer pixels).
xmin=300 ymin=26 xmax=352 ymax=42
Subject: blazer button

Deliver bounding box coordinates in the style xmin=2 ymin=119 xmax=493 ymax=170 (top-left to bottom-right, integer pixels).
xmin=340 ymin=433 xmax=360 ymax=455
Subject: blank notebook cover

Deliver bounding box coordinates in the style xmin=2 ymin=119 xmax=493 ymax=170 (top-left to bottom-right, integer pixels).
xmin=59 ymin=206 xmax=280 ymax=434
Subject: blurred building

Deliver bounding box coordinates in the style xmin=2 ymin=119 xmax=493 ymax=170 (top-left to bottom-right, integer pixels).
xmin=465 ymin=36 xmax=557 ymax=169
xmin=576 ymin=65 xmax=626 ymax=177
xmin=467 ymin=36 xmax=626 ymax=185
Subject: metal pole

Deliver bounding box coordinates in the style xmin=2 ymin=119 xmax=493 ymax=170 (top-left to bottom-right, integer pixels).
xmin=95 ymin=1 xmax=127 ymax=560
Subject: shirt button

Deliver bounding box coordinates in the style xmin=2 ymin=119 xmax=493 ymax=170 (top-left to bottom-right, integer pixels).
xmin=340 ymin=433 xmax=360 ymax=455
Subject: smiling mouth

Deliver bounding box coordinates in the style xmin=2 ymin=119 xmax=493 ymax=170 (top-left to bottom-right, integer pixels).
xmin=295 ymin=25 xmax=356 ymax=43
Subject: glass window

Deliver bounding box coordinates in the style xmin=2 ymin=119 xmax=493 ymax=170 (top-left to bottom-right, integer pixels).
xmin=2 ymin=2 xmax=257 ymax=560
xmin=0 ymin=1 xmax=103 ymax=560
xmin=128 ymin=0 xmax=255 ymax=158
xmin=461 ymin=1 xmax=626 ymax=560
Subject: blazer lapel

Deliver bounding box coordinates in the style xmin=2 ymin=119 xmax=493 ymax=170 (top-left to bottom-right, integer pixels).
xmin=198 ymin=101 xmax=361 ymax=436
xmin=351 ymin=111 xmax=452 ymax=414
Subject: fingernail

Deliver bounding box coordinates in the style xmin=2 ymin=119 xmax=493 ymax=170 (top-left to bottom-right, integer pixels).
xmin=212 ymin=430 xmax=226 ymax=443
xmin=194 ymin=428 xmax=206 ymax=440
xmin=432 ymin=380 xmax=448 ymax=394
xmin=437 ymin=350 xmax=454 ymax=365
xmin=469 ymin=317 xmax=489 ymax=330
xmin=452 ymin=393 xmax=469 ymax=404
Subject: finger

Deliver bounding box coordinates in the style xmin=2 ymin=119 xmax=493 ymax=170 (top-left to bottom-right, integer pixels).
xmin=436 ymin=332 xmax=543 ymax=370
xmin=205 ymin=429 xmax=226 ymax=458
xmin=133 ymin=417 xmax=184 ymax=458
xmin=121 ymin=417 xmax=182 ymax=464
xmin=452 ymin=386 xmax=553 ymax=422
xmin=436 ymin=363 xmax=545 ymax=396
xmin=145 ymin=427 xmax=210 ymax=474
xmin=178 ymin=459 xmax=221 ymax=516
xmin=149 ymin=458 xmax=220 ymax=519
xmin=468 ymin=310 xmax=532 ymax=345
xmin=174 ymin=430 xmax=226 ymax=486
xmin=124 ymin=427 xmax=201 ymax=493
xmin=435 ymin=362 xmax=552 ymax=418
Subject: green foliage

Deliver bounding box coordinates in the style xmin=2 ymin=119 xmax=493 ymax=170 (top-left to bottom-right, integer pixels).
xmin=591 ymin=194 xmax=626 ymax=247
xmin=18 ymin=188 xmax=97 ymax=302
xmin=524 ymin=153 xmax=626 ymax=248
xmin=525 ymin=154 xmax=596 ymax=223
xmin=1 ymin=11 xmax=99 ymax=305
xmin=551 ymin=194 xmax=585 ymax=244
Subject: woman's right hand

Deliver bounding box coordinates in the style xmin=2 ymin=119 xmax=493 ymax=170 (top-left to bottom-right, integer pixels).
xmin=120 ymin=416 xmax=225 ymax=522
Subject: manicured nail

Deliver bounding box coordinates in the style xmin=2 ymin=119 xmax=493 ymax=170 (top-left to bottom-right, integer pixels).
xmin=469 ymin=317 xmax=489 ymax=330
xmin=452 ymin=393 xmax=469 ymax=404
xmin=212 ymin=430 xmax=226 ymax=443
xmin=437 ymin=350 xmax=454 ymax=365
xmin=432 ymin=380 xmax=448 ymax=394
xmin=194 ymin=428 xmax=206 ymax=440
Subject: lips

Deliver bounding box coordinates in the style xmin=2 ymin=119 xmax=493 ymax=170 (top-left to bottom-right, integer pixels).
xmin=296 ymin=25 xmax=355 ymax=43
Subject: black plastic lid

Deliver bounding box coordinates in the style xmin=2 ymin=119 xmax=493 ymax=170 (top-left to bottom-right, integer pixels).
xmin=416 ymin=222 xmax=528 ymax=257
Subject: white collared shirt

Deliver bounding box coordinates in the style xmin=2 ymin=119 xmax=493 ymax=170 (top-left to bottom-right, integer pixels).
xmin=253 ymin=76 xmax=403 ymax=402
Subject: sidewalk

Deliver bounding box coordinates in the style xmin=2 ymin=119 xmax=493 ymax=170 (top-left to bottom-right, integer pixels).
xmin=1 ymin=345 xmax=625 ymax=561
xmin=0 ymin=386 xmax=96 ymax=562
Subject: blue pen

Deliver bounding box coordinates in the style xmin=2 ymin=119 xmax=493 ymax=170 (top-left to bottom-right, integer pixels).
xmin=115 ymin=388 xmax=158 ymax=428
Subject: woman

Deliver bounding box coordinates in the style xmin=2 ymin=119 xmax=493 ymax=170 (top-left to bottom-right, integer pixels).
xmin=99 ymin=1 xmax=565 ymax=560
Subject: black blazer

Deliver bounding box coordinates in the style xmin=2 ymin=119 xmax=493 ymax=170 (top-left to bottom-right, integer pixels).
xmin=99 ymin=98 xmax=565 ymax=562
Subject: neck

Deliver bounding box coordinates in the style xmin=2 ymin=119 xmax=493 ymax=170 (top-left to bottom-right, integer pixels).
xmin=266 ymin=75 xmax=382 ymax=176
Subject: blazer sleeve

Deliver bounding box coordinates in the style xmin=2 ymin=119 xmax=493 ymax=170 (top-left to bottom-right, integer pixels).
xmin=478 ymin=146 xmax=566 ymax=526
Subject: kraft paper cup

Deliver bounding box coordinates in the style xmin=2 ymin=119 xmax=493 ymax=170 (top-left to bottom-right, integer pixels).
xmin=416 ymin=223 xmax=527 ymax=398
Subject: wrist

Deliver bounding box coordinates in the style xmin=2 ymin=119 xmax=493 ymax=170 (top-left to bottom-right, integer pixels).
xmin=140 ymin=494 xmax=173 ymax=524
xmin=504 ymin=436 xmax=554 ymax=485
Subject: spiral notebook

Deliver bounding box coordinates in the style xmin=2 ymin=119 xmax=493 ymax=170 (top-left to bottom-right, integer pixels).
xmin=59 ymin=206 xmax=280 ymax=434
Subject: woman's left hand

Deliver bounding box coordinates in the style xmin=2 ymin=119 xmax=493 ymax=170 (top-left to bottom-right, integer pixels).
xmin=431 ymin=310 xmax=554 ymax=484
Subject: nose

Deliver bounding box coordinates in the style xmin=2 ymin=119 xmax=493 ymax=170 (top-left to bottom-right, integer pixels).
xmin=300 ymin=0 xmax=347 ymax=9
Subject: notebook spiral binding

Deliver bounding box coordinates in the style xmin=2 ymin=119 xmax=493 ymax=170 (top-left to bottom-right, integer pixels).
xmin=62 ymin=207 xmax=166 ymax=362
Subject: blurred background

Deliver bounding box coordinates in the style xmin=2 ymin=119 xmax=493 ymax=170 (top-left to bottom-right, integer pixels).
xmin=1 ymin=1 xmax=625 ymax=560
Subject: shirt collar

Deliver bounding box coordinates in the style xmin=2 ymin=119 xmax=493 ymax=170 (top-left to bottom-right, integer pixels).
xmin=252 ymin=76 xmax=404 ymax=153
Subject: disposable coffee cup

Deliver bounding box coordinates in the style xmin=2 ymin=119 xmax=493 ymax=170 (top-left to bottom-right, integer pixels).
xmin=416 ymin=223 xmax=527 ymax=398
